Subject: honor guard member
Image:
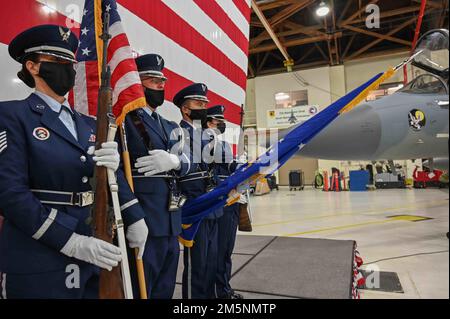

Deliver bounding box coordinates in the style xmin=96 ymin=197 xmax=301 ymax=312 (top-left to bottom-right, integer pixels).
xmin=173 ymin=84 xmax=224 ymax=299
xmin=204 ymin=105 xmax=243 ymax=299
xmin=0 ymin=25 xmax=148 ymax=299
xmin=123 ymin=54 xmax=191 ymax=299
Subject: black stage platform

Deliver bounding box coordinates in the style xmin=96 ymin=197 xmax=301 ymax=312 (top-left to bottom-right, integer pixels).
xmin=174 ymin=235 xmax=356 ymax=299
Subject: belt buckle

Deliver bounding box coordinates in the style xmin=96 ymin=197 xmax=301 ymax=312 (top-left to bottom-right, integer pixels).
xmin=80 ymin=191 xmax=94 ymax=207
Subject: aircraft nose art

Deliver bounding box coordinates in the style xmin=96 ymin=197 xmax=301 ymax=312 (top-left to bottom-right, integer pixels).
xmin=301 ymin=104 xmax=382 ymax=160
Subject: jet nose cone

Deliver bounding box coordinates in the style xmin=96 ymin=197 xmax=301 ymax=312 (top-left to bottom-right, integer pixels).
xmin=301 ymin=104 xmax=382 ymax=160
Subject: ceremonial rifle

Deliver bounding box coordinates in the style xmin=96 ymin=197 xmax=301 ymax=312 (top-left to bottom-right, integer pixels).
xmin=237 ymin=104 xmax=252 ymax=232
xmin=92 ymin=11 xmax=133 ymax=299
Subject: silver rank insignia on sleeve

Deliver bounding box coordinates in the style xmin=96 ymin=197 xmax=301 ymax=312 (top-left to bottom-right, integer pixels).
xmin=0 ymin=131 xmax=7 ymax=154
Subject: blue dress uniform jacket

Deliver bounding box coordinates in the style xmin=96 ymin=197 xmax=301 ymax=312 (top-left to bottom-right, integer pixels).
xmin=0 ymin=93 xmax=145 ymax=298
xmin=213 ymin=139 xmax=240 ymax=298
xmin=124 ymin=109 xmax=190 ymax=237
xmin=123 ymin=108 xmax=190 ymax=299
xmin=179 ymin=121 xmax=223 ymax=220
xmin=180 ymin=120 xmax=224 ymax=299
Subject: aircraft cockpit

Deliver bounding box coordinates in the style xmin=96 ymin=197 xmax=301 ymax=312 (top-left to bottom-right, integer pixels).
xmin=400 ymin=73 xmax=448 ymax=95
xmin=412 ymin=29 xmax=449 ymax=81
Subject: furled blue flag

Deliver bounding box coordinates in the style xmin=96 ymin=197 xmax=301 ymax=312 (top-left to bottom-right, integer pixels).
xmin=179 ymin=66 xmax=399 ymax=247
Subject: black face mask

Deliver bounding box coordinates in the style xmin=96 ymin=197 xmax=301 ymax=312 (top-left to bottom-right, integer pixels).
xmin=189 ymin=109 xmax=208 ymax=124
xmin=217 ymin=122 xmax=226 ymax=134
xmin=38 ymin=61 xmax=76 ymax=96
xmin=144 ymin=88 xmax=165 ymax=108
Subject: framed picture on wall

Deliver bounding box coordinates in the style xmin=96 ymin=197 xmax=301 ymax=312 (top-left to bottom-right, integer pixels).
xmin=274 ymin=90 xmax=309 ymax=109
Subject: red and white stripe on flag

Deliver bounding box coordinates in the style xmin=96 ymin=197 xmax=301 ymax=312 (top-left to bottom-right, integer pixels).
xmin=0 ymin=0 xmax=251 ymax=138
xmin=72 ymin=0 xmax=146 ymax=125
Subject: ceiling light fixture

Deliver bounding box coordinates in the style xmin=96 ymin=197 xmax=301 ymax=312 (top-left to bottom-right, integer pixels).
xmin=316 ymin=2 xmax=330 ymax=17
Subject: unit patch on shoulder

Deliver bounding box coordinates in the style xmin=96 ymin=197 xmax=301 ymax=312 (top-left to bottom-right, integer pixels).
xmin=33 ymin=127 xmax=50 ymax=141
xmin=0 ymin=131 xmax=7 ymax=154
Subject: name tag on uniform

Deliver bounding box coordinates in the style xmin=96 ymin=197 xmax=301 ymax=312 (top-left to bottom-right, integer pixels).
xmin=89 ymin=134 xmax=96 ymax=143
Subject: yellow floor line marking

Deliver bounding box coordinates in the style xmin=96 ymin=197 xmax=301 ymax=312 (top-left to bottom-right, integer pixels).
xmin=388 ymin=215 xmax=430 ymax=222
xmin=282 ymin=215 xmax=428 ymax=237
xmin=283 ymin=220 xmax=394 ymax=236
xmin=252 ymin=200 xmax=448 ymax=228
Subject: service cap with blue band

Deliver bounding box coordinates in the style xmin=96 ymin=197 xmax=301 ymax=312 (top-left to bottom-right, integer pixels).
xmin=8 ymin=25 xmax=79 ymax=63
xmin=135 ymin=53 xmax=167 ymax=80
xmin=173 ymin=83 xmax=210 ymax=108
xmin=207 ymin=105 xmax=226 ymax=121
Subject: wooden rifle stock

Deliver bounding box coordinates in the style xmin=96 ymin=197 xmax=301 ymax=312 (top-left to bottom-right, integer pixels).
xmin=237 ymin=104 xmax=253 ymax=232
xmin=92 ymin=11 xmax=124 ymax=299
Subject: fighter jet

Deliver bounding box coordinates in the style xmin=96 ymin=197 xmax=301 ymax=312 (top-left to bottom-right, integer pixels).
xmin=281 ymin=30 xmax=449 ymax=165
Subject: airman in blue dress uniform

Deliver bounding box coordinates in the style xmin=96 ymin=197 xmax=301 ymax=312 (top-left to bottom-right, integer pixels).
xmin=0 ymin=25 xmax=148 ymax=299
xmin=173 ymin=83 xmax=224 ymax=299
xmin=204 ymin=105 xmax=244 ymax=299
xmin=122 ymin=53 xmax=191 ymax=299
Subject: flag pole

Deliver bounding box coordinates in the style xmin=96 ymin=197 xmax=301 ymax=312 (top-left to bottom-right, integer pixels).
xmin=120 ymin=123 xmax=148 ymax=299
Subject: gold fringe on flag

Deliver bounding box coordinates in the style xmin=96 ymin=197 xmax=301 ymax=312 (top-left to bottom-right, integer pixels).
xmin=178 ymin=236 xmax=194 ymax=248
xmin=115 ymin=97 xmax=147 ymax=126
xmin=340 ymin=68 xmax=396 ymax=114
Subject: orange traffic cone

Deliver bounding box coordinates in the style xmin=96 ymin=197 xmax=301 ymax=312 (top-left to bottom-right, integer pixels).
xmin=333 ymin=172 xmax=340 ymax=192
xmin=323 ymin=171 xmax=329 ymax=191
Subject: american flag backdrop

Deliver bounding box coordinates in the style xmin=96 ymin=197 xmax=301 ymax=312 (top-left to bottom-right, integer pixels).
xmin=72 ymin=0 xmax=147 ymax=124
xmin=0 ymin=0 xmax=251 ymax=144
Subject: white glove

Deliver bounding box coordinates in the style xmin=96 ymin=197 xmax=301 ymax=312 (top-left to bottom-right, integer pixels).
xmin=60 ymin=233 xmax=122 ymax=271
xmin=88 ymin=141 xmax=120 ymax=172
xmin=236 ymin=181 xmax=250 ymax=193
xmin=237 ymin=154 xmax=248 ymax=164
xmin=237 ymin=193 xmax=248 ymax=204
xmin=126 ymin=219 xmax=148 ymax=259
xmin=135 ymin=149 xmax=181 ymax=176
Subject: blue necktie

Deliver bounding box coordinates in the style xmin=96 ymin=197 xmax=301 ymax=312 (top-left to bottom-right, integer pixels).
xmin=59 ymin=105 xmax=78 ymax=141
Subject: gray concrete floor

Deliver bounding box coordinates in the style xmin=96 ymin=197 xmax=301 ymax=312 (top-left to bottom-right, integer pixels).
xmin=243 ymin=187 xmax=449 ymax=299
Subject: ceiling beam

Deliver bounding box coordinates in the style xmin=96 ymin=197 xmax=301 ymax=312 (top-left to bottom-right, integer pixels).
xmin=323 ymin=17 xmax=334 ymax=65
xmin=270 ymin=0 xmax=315 ymax=27
xmin=438 ymin=0 xmax=449 ymax=28
xmin=269 ymin=51 xmax=285 ymax=61
xmin=342 ymin=34 xmax=356 ymax=59
xmin=256 ymin=60 xmax=330 ymax=76
xmin=257 ymin=0 xmax=300 ymax=11
xmin=347 ymin=17 xmax=416 ymax=60
xmin=314 ymin=43 xmax=329 ymax=61
xmin=341 ymin=24 xmax=413 ymax=46
xmin=338 ymin=0 xmax=355 ymax=24
xmin=413 ymin=0 xmax=444 ymax=9
xmin=257 ymin=52 xmax=271 ymax=73
xmin=331 ymin=0 xmax=340 ymax=64
xmin=249 ymin=33 xmax=343 ymax=54
xmin=283 ymin=21 xmax=326 ymax=36
xmin=255 ymin=47 xmax=411 ymax=77
xmin=248 ymin=61 xmax=255 ymax=78
xmin=347 ymin=5 xmax=424 ymax=24
xmin=295 ymin=45 xmax=317 ymax=64
xmin=339 ymin=0 xmax=380 ymax=26
xmin=251 ymin=0 xmax=291 ymax=61
xmin=343 ymin=47 xmax=410 ymax=62
xmin=250 ymin=22 xmax=326 ymax=48
xmin=251 ymin=0 xmax=315 ymax=43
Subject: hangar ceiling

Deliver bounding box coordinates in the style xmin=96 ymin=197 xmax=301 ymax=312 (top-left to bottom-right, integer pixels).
xmin=248 ymin=0 xmax=449 ymax=77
